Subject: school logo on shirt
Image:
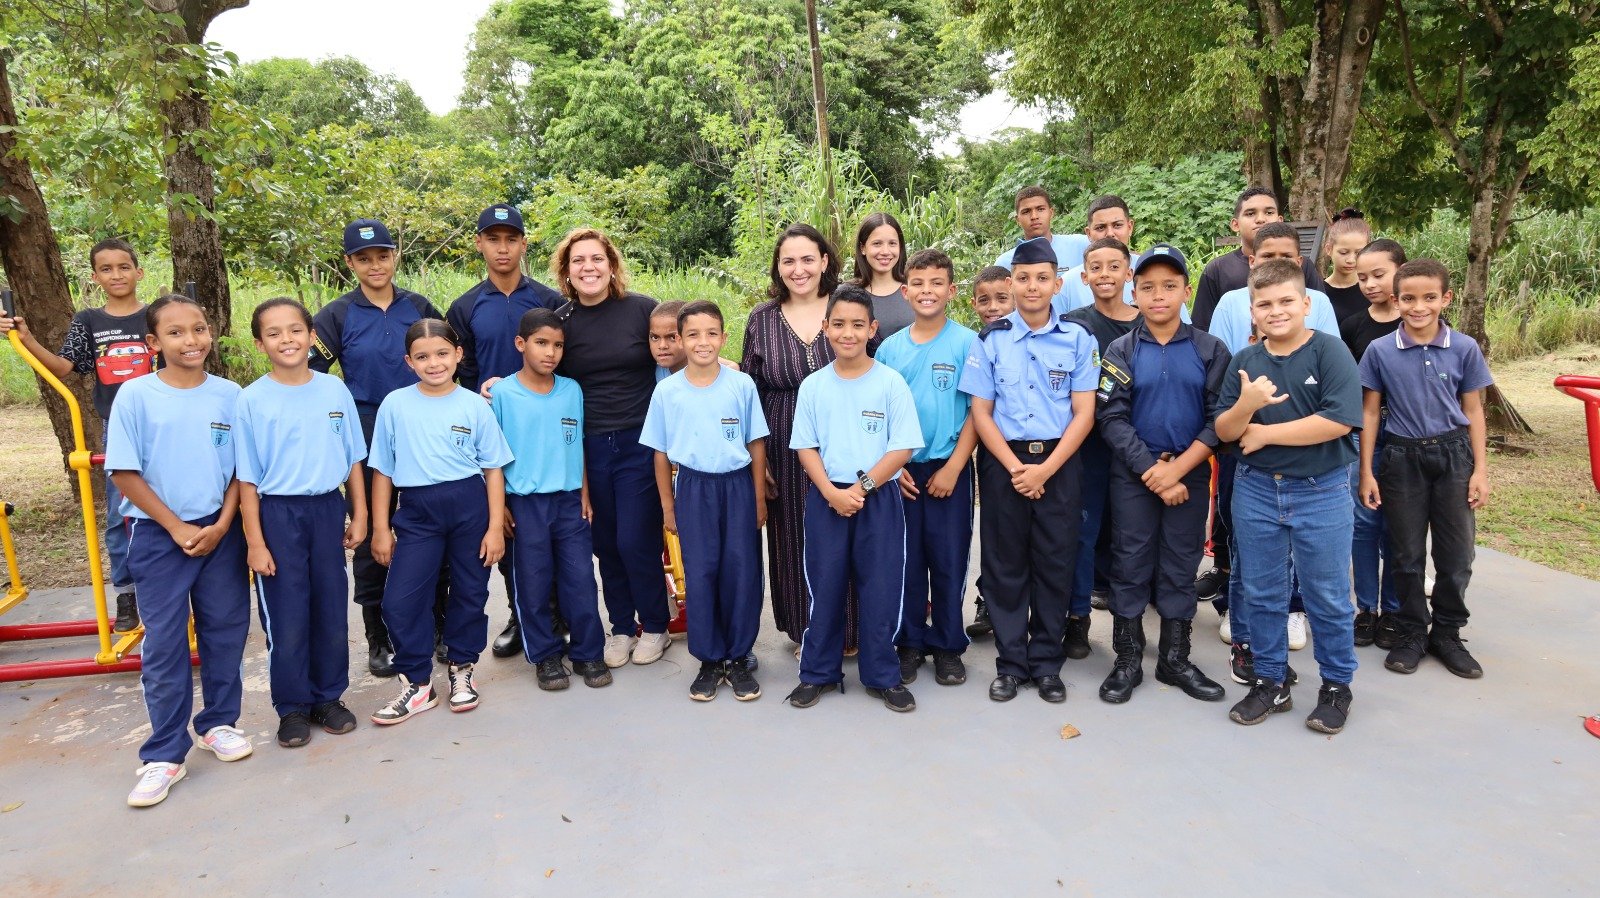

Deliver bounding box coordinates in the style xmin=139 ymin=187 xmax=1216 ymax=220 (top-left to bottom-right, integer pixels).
xmin=1048 ymin=369 xmax=1068 ymax=391
xmin=451 ymin=424 xmax=472 ymax=448
xmin=931 ymin=362 xmax=956 ymax=392
xmin=329 ymin=410 xmax=345 ymax=435
xmin=721 ymin=417 xmax=741 ymax=442
xmin=209 ymin=422 xmax=231 ymax=448
xmin=561 ymin=417 xmax=578 ymax=445
xmin=861 ymin=409 xmax=885 ymax=434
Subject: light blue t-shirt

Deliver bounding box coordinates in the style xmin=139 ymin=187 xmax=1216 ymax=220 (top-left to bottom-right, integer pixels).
xmin=369 ymin=385 xmax=514 ymax=488
xmin=235 ymin=372 xmax=366 ymax=496
xmin=655 ymin=365 xmax=672 ymax=383
xmin=641 ymin=367 xmax=771 ymax=474
xmin=489 ymin=374 xmax=585 ymax=495
xmin=790 ymin=361 xmax=924 ymax=484
xmin=959 ymin=311 xmax=1101 ymax=442
xmin=1209 ymin=286 xmax=1340 ymax=355
xmin=874 ymin=320 xmax=976 ymax=463
xmin=1055 ymin=269 xmax=1193 ymax=323
xmin=104 ymin=373 xmax=241 ymax=521
xmin=997 ymin=233 xmax=1089 ymax=310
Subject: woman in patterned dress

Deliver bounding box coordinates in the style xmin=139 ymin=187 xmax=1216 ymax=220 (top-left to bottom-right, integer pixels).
xmin=741 ymin=223 xmax=860 ymax=651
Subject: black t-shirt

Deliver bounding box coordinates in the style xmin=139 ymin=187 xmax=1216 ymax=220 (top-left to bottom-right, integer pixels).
xmin=1064 ymin=304 xmax=1141 ymax=354
xmin=1324 ymin=282 xmax=1366 ymax=324
xmin=1218 ymin=330 xmax=1362 ymax=478
xmin=556 ymin=292 xmax=658 ymax=434
xmin=59 ymin=306 xmax=156 ymax=419
xmin=1339 ymin=308 xmax=1401 ymax=362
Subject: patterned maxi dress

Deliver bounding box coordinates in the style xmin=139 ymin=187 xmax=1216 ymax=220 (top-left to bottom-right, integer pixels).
xmin=741 ymin=299 xmax=859 ymax=649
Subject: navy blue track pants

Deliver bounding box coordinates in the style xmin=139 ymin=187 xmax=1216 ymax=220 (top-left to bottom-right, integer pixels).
xmin=800 ymin=483 xmax=905 ymax=690
xmin=254 ymin=491 xmax=350 ymax=716
xmin=896 ymin=458 xmax=972 ymax=655
xmin=506 ymin=491 xmax=606 ymax=664
xmin=382 ymin=477 xmax=490 ymax=683
xmin=585 ymin=427 xmax=669 ymax=636
xmin=676 ymin=466 xmax=763 ymax=664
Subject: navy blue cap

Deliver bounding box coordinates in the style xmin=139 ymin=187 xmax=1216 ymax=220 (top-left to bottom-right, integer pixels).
xmin=1010 ymin=236 xmax=1057 ymax=268
xmin=476 ymin=204 xmax=525 ymax=235
xmin=1132 ymin=243 xmax=1189 ymax=278
xmin=343 ymin=219 xmax=395 ymax=255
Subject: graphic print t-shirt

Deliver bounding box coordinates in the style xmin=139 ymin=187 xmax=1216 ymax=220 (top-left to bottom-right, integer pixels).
xmin=59 ymin=307 xmax=155 ymax=419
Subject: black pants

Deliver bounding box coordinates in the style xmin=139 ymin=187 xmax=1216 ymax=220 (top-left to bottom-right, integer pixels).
xmin=978 ymin=442 xmax=1081 ymax=680
xmin=1108 ymin=460 xmax=1211 ymax=620
xmin=352 ymin=411 xmax=460 ymax=629
xmin=1378 ymin=429 xmax=1477 ymax=634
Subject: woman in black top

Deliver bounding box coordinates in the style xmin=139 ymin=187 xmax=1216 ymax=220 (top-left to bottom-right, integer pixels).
xmin=548 ymin=228 xmax=673 ymax=668
xmin=1322 ymin=209 xmax=1372 ymax=323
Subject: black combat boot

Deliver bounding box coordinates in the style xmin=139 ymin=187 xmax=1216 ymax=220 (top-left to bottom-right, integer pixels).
xmin=1154 ymin=617 xmax=1225 ymax=701
xmin=363 ymin=605 xmax=396 ymax=678
xmin=1098 ymin=615 xmax=1145 ymax=704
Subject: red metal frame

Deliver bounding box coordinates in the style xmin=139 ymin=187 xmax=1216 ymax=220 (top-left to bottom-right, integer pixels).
xmin=1554 ymin=375 xmax=1600 ymax=492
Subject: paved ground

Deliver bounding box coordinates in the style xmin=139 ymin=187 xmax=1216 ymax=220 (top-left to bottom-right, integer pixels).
xmin=0 ymin=545 xmax=1595 ymax=896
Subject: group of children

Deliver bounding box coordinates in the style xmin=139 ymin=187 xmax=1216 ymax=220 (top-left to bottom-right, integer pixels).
xmin=0 ymin=183 xmax=1496 ymax=808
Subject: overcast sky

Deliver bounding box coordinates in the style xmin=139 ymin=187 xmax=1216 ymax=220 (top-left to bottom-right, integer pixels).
xmin=206 ymin=0 xmax=1045 ymax=152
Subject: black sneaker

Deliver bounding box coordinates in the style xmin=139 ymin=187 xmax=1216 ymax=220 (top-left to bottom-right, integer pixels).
xmin=434 ymin=634 xmax=449 ymax=665
xmin=1353 ymin=609 xmax=1377 ymax=647
xmin=1229 ymin=642 xmax=1255 ymax=685
xmin=535 ymin=657 xmax=571 ymax=691
xmin=690 ymin=660 xmax=723 ymax=702
xmin=572 ymin=659 xmax=613 ymax=688
xmin=1374 ymin=614 xmax=1401 ymax=650
xmin=932 ymin=650 xmax=966 ymax=686
xmin=736 ymin=652 xmax=759 ymax=673
xmin=725 ymin=662 xmax=762 ymax=701
xmin=1306 ymin=681 xmax=1353 ymax=734
xmin=1385 ymin=630 xmax=1427 ymax=674
xmin=866 ymin=684 xmax=916 ymax=712
xmin=113 ymin=592 xmax=139 ymax=633
xmin=1286 ymin=663 xmax=1299 ymax=686
xmin=1229 ymin=678 xmax=1292 ymax=725
xmin=1427 ymin=629 xmax=1483 ymax=679
xmin=1089 ymin=588 xmax=1110 ymax=611
xmin=897 ymin=646 xmax=924 ymax=684
xmin=309 ymin=700 xmax=357 ymax=735
xmin=1063 ymin=616 xmax=1091 ymax=660
xmin=965 ymin=597 xmax=993 ymax=637
xmin=786 ymin=681 xmax=838 ymax=708
xmin=277 ymin=712 xmax=312 ymax=748
xmin=1194 ymin=568 xmax=1227 ymax=601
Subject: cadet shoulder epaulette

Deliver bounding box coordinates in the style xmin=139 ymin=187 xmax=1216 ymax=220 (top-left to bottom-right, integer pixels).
xmin=979 ymin=319 xmax=1012 ymax=341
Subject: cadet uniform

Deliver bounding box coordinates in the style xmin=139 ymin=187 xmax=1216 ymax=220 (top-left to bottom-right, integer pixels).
xmin=105 ymin=372 xmax=249 ymax=766
xmin=445 ymin=204 xmax=563 ymax=394
xmin=368 ymin=385 xmax=514 ymax=686
xmin=235 ymin=371 xmax=366 ymax=719
xmin=790 ymin=361 xmax=923 ymax=692
xmin=640 ymin=367 xmax=770 ymax=668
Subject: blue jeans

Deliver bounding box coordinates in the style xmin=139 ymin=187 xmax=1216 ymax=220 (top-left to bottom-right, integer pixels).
xmin=1232 ymin=464 xmax=1357 ymax=685
xmin=101 ymin=423 xmax=132 ymax=589
xmin=1348 ymin=435 xmax=1398 ymax=613
xmin=1070 ymin=433 xmax=1110 ymax=617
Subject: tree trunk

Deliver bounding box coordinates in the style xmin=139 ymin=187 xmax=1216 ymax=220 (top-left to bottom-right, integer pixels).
xmin=0 ymin=50 xmax=99 ymax=484
xmin=1460 ymin=178 xmax=1495 ymax=352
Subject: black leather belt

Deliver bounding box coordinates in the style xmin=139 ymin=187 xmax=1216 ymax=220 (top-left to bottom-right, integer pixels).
xmin=1007 ymin=439 xmax=1058 ymax=456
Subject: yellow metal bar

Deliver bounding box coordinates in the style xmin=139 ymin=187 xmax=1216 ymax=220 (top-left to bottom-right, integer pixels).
xmin=5 ymin=330 xmax=114 ymax=661
xmin=0 ymin=502 xmax=28 ymax=613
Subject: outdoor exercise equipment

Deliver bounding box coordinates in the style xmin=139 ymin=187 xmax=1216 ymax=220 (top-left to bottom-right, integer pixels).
xmin=0 ymin=287 xmax=198 ymax=682
xmin=664 ymin=527 xmax=688 ymax=636
xmin=1554 ymin=374 xmax=1600 ymax=740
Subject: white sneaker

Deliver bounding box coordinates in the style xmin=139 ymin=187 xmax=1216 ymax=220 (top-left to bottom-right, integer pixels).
xmin=1425 ymin=575 xmax=1435 ymax=597
xmin=604 ymin=634 xmax=638 ymax=668
xmin=127 ymin=762 xmax=184 ymax=807
xmin=371 ymin=677 xmax=437 ymax=725
xmin=1218 ymin=611 xmax=1232 ymax=644
xmin=1288 ymin=611 xmax=1309 ymax=651
xmin=195 ymin=725 xmax=253 ymax=762
xmin=632 ymin=632 xmax=672 ymax=665
xmin=447 ymin=663 xmax=480 ymax=712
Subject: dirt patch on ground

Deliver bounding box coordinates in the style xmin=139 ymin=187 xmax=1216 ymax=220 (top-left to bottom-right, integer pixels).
xmin=0 ymin=407 xmax=96 ymax=590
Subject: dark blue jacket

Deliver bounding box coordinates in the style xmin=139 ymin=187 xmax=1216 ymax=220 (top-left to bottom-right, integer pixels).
xmin=309 ymin=287 xmax=443 ymax=415
xmin=446 ymin=275 xmax=563 ymax=391
xmin=1096 ymin=322 xmax=1232 ymax=474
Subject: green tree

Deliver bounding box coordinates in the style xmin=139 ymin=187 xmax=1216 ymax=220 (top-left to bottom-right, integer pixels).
xmin=233 ymin=56 xmax=433 ymax=138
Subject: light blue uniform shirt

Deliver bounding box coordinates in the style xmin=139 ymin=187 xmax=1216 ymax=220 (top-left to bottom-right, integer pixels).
xmin=1054 ymin=269 xmax=1191 ymax=322
xmin=959 ymin=310 xmax=1100 ymax=442
xmin=105 ymin=373 xmax=241 ymax=520
xmin=369 ymin=385 xmax=514 ymax=488
xmin=790 ymin=361 xmax=924 ymax=484
xmin=1208 ymin=286 xmax=1339 ymax=355
xmin=655 ymin=365 xmax=671 ymax=383
xmin=997 ymin=233 xmax=1089 ymax=310
xmin=490 ymin=374 xmax=584 ymax=495
xmin=874 ymin=320 xmax=976 ymax=463
xmin=235 ymin=372 xmax=366 ymax=496
xmin=641 ymin=367 xmax=770 ymax=474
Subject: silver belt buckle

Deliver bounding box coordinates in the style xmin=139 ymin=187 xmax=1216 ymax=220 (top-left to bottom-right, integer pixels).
xmin=1027 ymin=441 xmax=1045 ymax=454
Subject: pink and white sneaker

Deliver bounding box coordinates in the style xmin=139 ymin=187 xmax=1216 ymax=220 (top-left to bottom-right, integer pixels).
xmin=195 ymin=725 xmax=253 ymax=762
xmin=372 ymin=677 xmax=437 ymax=725
xmin=127 ymin=762 xmax=185 ymax=807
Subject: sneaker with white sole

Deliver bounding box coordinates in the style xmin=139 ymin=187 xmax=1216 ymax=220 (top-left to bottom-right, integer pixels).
xmin=127 ymin=761 xmax=185 ymax=807
xmin=1287 ymin=611 xmax=1308 ymax=651
xmin=195 ymin=725 xmax=253 ymax=762
xmin=1218 ymin=611 xmax=1232 ymax=644
xmin=372 ymin=677 xmax=437 ymax=725
xmin=447 ymin=663 xmax=480 ymax=712
xmin=604 ymin=634 xmax=638 ymax=668
xmin=632 ymin=632 xmax=671 ymax=665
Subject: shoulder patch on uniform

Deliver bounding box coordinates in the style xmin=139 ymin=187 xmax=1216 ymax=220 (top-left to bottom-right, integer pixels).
xmin=312 ymin=335 xmax=333 ymax=360
xmin=1102 ymin=359 xmax=1130 ymax=385
xmin=979 ymin=319 xmax=1012 ymax=341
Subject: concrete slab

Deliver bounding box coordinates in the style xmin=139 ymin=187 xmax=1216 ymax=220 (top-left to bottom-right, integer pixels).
xmin=1 ymin=546 xmax=1596 ymax=896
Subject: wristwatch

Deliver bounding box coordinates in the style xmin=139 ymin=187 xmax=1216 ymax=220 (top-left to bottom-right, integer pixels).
xmin=856 ymin=469 xmax=877 ymax=495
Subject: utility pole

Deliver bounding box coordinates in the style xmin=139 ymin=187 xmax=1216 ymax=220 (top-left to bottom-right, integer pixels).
xmin=804 ymin=0 xmax=840 ymax=249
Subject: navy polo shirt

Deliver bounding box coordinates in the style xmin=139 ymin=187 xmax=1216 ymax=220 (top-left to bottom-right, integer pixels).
xmin=446 ymin=275 xmax=564 ymax=391
xmin=309 ymin=287 xmax=443 ymax=415
xmin=1097 ymin=323 xmax=1231 ymax=473
xmin=1359 ymin=324 xmax=1493 ymax=439
xmin=1218 ymin=330 xmax=1363 ymax=477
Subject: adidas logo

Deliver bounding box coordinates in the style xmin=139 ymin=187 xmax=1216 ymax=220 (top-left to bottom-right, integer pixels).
xmin=1304 ymin=375 xmax=1318 ymax=385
